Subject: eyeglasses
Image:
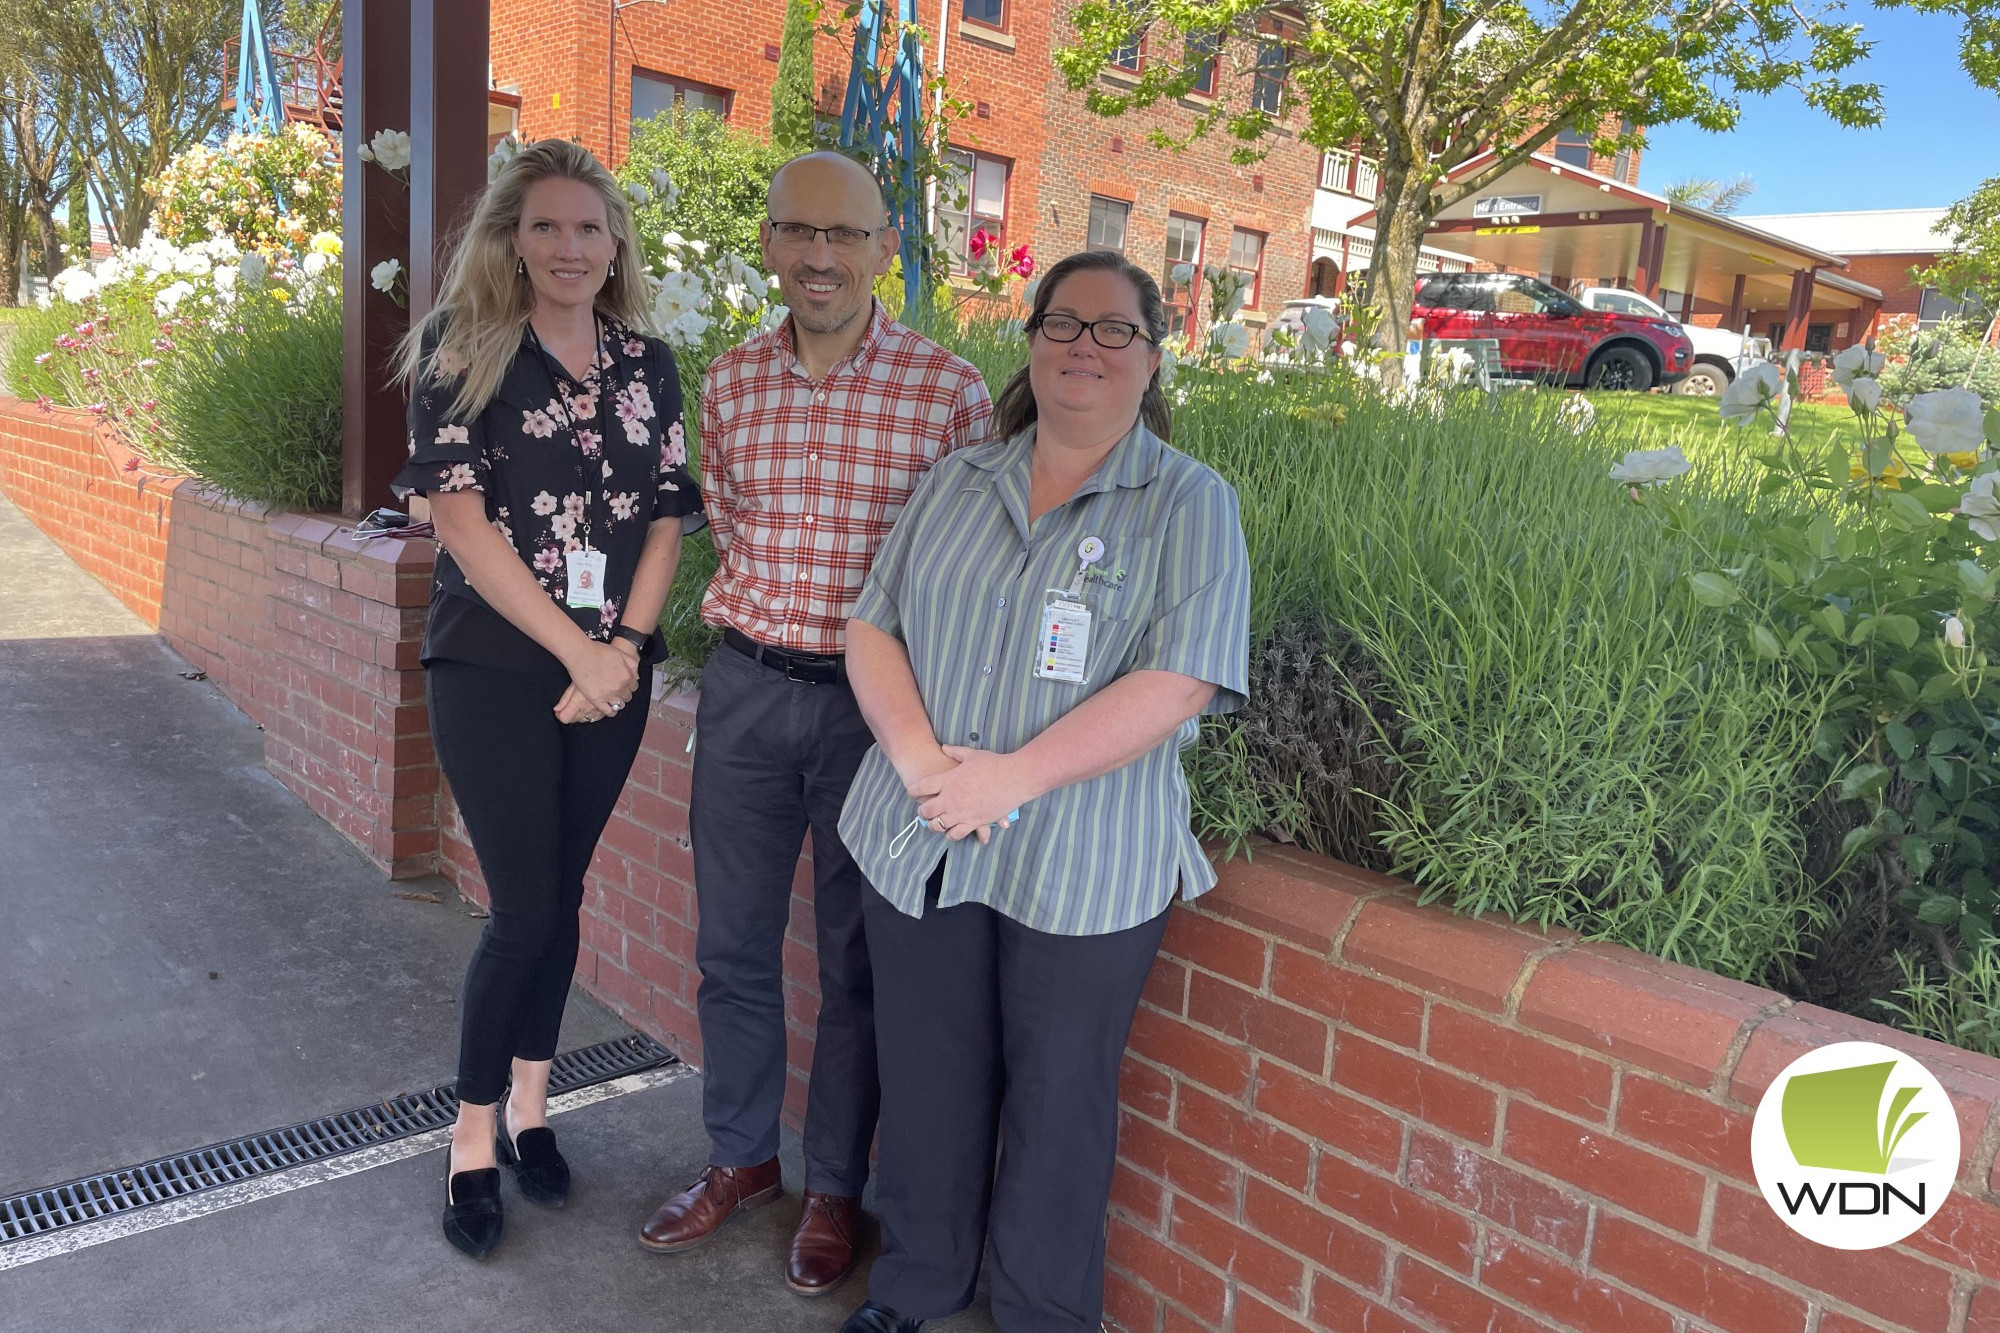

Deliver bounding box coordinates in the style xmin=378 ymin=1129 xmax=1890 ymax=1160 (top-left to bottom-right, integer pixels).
xmin=1032 ymin=314 xmax=1154 ymax=350
xmin=766 ymin=220 xmax=882 ymax=251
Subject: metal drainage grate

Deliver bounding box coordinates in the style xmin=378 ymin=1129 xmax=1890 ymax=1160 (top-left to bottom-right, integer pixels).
xmin=0 ymin=1032 xmax=676 ymax=1245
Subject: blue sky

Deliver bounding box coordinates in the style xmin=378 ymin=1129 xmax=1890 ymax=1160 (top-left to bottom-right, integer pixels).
xmin=1640 ymin=6 xmax=2000 ymax=212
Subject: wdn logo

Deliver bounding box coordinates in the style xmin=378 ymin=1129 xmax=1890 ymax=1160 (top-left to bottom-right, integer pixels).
xmin=1751 ymin=1041 xmax=1960 ymax=1249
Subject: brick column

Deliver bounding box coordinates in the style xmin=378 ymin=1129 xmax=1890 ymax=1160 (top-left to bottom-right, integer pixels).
xmin=264 ymin=515 xmax=440 ymax=877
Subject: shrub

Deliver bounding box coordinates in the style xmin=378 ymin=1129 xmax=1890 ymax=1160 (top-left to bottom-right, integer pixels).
xmin=147 ymin=123 xmax=343 ymax=253
xmin=151 ymin=277 xmax=344 ymax=510
xmin=3 ymin=302 xmax=74 ymax=401
xmin=1878 ymin=315 xmax=2000 ymax=404
xmin=622 ymin=108 xmax=790 ymax=262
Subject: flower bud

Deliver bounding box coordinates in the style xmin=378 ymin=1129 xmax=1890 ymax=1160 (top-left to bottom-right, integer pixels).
xmin=1945 ymin=616 xmax=1968 ymax=648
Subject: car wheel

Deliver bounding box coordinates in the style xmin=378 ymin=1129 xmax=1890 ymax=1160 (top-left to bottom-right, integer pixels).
xmin=1675 ymin=362 xmax=1731 ymax=396
xmin=1587 ymin=346 xmax=1655 ymax=392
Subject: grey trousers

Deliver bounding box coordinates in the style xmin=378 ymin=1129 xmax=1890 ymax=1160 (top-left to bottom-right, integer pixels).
xmin=689 ymin=640 xmax=880 ymax=1195
xmin=863 ymin=867 xmax=1172 ymax=1332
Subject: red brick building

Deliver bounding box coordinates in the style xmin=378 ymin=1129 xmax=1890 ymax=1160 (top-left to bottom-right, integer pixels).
xmin=486 ymin=0 xmax=1324 ymax=333
xmin=1732 ymin=208 xmax=1960 ymax=346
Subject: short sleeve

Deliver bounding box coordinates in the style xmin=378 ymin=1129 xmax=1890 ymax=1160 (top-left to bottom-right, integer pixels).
xmin=393 ymin=332 xmax=489 ymax=499
xmin=648 ymin=340 xmax=706 ymax=533
xmin=851 ymin=455 xmax=954 ymax=642
xmin=1126 ymin=471 xmax=1251 ymax=715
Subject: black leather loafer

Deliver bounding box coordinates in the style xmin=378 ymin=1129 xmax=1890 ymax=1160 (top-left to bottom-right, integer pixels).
xmin=840 ymin=1300 xmax=925 ymax=1333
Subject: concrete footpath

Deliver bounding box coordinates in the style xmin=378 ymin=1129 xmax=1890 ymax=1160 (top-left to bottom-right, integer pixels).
xmin=0 ymin=489 xmax=1000 ymax=1332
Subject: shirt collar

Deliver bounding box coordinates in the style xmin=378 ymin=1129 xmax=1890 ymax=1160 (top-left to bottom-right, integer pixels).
xmin=965 ymin=418 xmax=1164 ymax=495
xmin=776 ymin=299 xmax=892 ymax=379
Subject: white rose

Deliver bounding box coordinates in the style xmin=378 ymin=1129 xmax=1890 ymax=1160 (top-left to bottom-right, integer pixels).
xmin=1719 ymin=361 xmax=1785 ymax=425
xmin=1905 ymin=388 xmax=1987 ymax=457
xmin=1157 ymin=344 xmax=1178 ymax=388
xmin=1211 ymin=321 xmax=1251 ymax=360
xmin=1301 ymin=306 xmax=1337 ymax=343
xmin=1169 ymin=263 xmax=1195 ymax=286
xmin=302 ymin=251 xmax=330 ymax=277
xmin=152 ymin=280 xmax=196 ymax=316
xmin=369 ymin=128 xmax=412 ymax=172
xmin=370 ymin=258 xmax=403 ymax=293
xmin=649 ymin=169 xmax=680 ymax=209
xmin=1608 ymin=445 xmax=1693 ymax=486
xmin=1960 ymin=473 xmax=2000 ymax=541
xmin=1848 ymin=377 xmax=1883 ymax=413
xmin=239 ymin=251 xmax=269 ymax=285
xmin=1944 ymin=615 xmax=1968 ymax=648
xmin=1830 ymin=343 xmax=1886 ymax=388
xmin=625 ymin=180 xmax=651 ymax=206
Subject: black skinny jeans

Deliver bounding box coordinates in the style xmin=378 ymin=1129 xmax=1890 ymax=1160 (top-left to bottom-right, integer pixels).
xmin=427 ymin=659 xmax=651 ymax=1106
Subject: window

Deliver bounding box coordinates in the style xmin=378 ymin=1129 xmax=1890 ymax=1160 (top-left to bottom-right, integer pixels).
xmin=961 ymin=0 xmax=1004 ymax=30
xmin=1551 ymin=127 xmax=1591 ymax=169
xmin=1187 ymin=33 xmax=1220 ymax=95
xmin=1162 ymin=214 xmax=1205 ymax=336
xmin=1806 ymin=323 xmax=1834 ymax=354
xmin=1228 ymin=228 xmax=1265 ymax=311
xmin=1595 ymin=291 xmax=1662 ymax=318
xmin=632 ymin=70 xmax=731 ymax=123
xmin=1110 ymin=34 xmax=1143 ymax=70
xmin=1088 ymin=196 xmax=1130 ymax=253
xmin=935 ymin=148 xmax=1009 ymax=275
xmin=1250 ymin=41 xmax=1286 ymax=114
xmin=1919 ymin=285 xmax=1985 ymax=329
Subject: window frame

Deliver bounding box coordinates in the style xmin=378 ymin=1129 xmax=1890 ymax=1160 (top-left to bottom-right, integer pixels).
xmin=1250 ymin=40 xmax=1286 ymax=114
xmin=1163 ymin=212 xmax=1206 ymax=337
xmin=935 ymin=146 xmax=1012 ymax=276
xmin=1186 ymin=32 xmax=1220 ymax=96
xmin=1087 ymin=195 xmax=1131 ymax=254
xmin=959 ymin=0 xmax=1006 ymax=35
xmin=1550 ymin=127 xmax=1592 ymax=169
xmin=631 ymin=68 xmax=734 ymax=123
xmin=1228 ymin=227 xmax=1266 ymax=312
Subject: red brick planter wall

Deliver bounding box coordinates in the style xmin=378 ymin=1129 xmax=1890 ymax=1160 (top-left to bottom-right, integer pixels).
xmin=0 ymin=399 xmax=441 ymax=877
xmin=10 ymin=397 xmax=2000 ymax=1331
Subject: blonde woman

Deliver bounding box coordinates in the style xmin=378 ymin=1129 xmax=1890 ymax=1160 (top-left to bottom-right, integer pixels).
xmin=394 ymin=139 xmax=702 ymax=1259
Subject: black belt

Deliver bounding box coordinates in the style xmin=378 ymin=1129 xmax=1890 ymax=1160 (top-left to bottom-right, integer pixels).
xmin=722 ymin=627 xmax=847 ymax=685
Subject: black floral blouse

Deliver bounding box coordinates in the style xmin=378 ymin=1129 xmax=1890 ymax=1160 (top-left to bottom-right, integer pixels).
xmin=395 ymin=316 xmax=704 ymax=672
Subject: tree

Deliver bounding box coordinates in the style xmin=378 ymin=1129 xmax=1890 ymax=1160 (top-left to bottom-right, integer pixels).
xmin=1057 ymin=0 xmax=2000 ymax=372
xmin=23 ymin=0 xmax=236 ymax=246
xmin=771 ymin=0 xmax=821 ymax=156
xmin=624 ymin=105 xmax=791 ymax=260
xmin=1918 ymin=174 xmax=2000 ymax=317
xmin=1665 ymin=174 xmax=1756 ymax=214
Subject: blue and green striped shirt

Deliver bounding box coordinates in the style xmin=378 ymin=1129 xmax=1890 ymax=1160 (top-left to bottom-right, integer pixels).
xmin=837 ymin=420 xmax=1251 ymax=935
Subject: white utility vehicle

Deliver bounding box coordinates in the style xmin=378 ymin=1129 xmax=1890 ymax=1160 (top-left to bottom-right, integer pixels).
xmin=1572 ymin=286 xmax=1771 ymax=397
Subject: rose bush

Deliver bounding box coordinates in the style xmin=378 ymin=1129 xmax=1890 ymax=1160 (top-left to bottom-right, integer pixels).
xmin=147 ymin=123 xmax=342 ymax=253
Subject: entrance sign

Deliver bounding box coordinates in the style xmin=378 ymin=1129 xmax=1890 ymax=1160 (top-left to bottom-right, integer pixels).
xmin=1474 ymin=194 xmax=1543 ymax=218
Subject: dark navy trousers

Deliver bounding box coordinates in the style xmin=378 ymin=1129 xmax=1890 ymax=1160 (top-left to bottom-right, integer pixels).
xmin=863 ymin=866 xmax=1171 ymax=1332
xmin=689 ymin=641 xmax=880 ymax=1195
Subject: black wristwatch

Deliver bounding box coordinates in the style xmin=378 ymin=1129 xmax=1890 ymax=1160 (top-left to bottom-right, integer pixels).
xmin=611 ymin=625 xmax=651 ymax=652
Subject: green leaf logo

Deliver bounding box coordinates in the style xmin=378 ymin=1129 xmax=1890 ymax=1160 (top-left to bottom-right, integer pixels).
xmin=1781 ymin=1060 xmax=1928 ymax=1174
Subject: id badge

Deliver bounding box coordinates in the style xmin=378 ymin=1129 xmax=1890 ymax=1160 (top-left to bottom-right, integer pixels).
xmin=565 ymin=548 xmax=608 ymax=609
xmin=1035 ymin=597 xmax=1091 ymax=682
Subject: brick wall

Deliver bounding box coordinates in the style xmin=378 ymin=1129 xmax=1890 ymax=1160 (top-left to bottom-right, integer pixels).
xmin=0 ymin=399 xmax=182 ymax=624
xmin=487 ymin=0 xmax=1321 ymax=318
xmin=430 ymin=680 xmax=2000 ymax=1333
xmin=0 ymin=399 xmax=442 ymax=878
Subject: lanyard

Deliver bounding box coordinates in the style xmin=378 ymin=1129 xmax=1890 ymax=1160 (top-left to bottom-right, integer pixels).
xmin=525 ymin=318 xmax=614 ymax=552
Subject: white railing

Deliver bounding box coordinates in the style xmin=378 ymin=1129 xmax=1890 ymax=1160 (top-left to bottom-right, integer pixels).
xmin=1346 ymin=236 xmax=1374 ymax=265
xmin=1319 ymin=149 xmax=1382 ymax=200
xmin=1312 ymin=227 xmax=1342 ymax=255
xmin=1417 ymin=254 xmax=1440 ymax=273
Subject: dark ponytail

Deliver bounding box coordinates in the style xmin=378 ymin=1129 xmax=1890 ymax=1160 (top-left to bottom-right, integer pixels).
xmin=991 ymin=249 xmax=1172 ymax=442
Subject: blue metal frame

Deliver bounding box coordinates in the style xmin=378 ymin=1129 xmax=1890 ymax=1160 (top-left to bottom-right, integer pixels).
xmin=838 ymin=0 xmax=927 ymax=322
xmin=233 ymin=0 xmax=288 ymax=135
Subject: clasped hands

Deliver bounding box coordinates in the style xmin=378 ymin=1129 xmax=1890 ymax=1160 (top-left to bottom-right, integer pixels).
xmin=904 ymin=744 xmax=1032 ymax=845
xmin=555 ymin=637 xmax=640 ymax=725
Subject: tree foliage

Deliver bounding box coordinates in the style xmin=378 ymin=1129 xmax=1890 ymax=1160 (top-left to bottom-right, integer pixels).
xmin=771 ymin=0 xmax=822 ymax=156
xmin=1056 ymin=0 xmax=2000 ymax=369
xmin=1919 ymin=173 xmax=2000 ymax=313
xmin=623 ymin=106 xmax=792 ymax=261
xmin=1666 ymin=174 xmax=1757 ymax=214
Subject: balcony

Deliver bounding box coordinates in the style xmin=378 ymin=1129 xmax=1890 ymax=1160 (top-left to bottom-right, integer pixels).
xmin=1320 ymin=149 xmax=1380 ymax=201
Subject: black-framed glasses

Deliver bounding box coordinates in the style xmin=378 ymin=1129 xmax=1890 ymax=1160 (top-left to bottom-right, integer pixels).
xmin=766 ymin=219 xmax=882 ymax=251
xmin=1032 ymin=313 xmax=1154 ymax=350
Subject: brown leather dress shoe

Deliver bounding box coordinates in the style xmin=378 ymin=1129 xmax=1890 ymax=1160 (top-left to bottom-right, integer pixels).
xmin=637 ymin=1159 xmax=783 ymax=1253
xmin=787 ymin=1189 xmax=863 ymax=1295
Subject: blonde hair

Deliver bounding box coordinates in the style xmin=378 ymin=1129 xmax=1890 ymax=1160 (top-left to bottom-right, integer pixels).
xmin=396 ymin=139 xmax=653 ymax=421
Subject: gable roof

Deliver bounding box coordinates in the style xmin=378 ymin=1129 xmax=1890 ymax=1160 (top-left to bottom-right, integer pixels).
xmin=1731 ymin=209 xmax=1953 ymax=257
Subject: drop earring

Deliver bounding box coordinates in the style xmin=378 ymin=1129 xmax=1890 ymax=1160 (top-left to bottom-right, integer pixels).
xmin=516 ymin=257 xmax=526 ymax=276
xmin=607 ymin=258 xmax=617 ymax=279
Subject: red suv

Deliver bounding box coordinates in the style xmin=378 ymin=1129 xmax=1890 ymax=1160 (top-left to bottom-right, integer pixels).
xmin=1412 ymin=273 xmax=1693 ymax=391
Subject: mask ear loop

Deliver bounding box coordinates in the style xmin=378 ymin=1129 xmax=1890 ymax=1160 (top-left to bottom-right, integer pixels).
xmin=888 ymin=815 xmax=927 ymax=860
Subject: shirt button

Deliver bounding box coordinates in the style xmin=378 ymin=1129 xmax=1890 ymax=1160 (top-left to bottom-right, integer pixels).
xmin=968 ymin=731 xmax=980 ymax=743
xmin=995 ymin=596 xmax=1007 ymax=609
xmin=981 ymin=665 xmax=992 ymax=676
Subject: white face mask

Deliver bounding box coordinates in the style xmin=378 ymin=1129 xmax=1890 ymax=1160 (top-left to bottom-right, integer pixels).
xmin=886 ymin=808 xmax=1022 ymax=859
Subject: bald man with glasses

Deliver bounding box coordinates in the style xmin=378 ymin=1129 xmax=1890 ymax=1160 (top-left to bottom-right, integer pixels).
xmin=637 ymin=152 xmax=992 ymax=1296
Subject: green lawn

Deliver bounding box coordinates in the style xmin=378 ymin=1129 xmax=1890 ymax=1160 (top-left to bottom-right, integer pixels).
xmin=1586 ymin=391 xmax=1857 ymax=458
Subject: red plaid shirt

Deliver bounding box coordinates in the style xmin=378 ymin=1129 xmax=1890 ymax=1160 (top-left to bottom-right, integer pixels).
xmin=699 ymin=302 xmax=993 ymax=654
